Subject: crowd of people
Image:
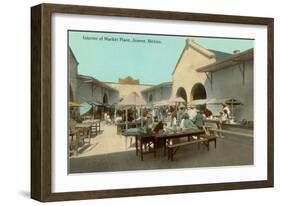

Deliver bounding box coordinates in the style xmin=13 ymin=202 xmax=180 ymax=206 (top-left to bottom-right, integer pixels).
xmin=168 ymin=105 xmax=204 ymax=130
xmin=149 ymin=103 xmax=231 ymax=131
xmin=103 ymin=102 xmax=231 ymax=133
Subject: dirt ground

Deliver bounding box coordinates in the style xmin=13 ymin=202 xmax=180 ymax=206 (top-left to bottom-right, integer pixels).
xmin=69 ymin=122 xmax=253 ymax=173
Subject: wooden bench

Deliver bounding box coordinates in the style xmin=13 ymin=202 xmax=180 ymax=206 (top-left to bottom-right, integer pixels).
xmin=167 ymin=137 xmax=216 ymax=161
xmin=198 ymin=135 xmax=217 ymax=150
xmin=198 ymin=125 xmax=218 ymax=150
xmin=209 ymin=128 xmax=253 ymax=138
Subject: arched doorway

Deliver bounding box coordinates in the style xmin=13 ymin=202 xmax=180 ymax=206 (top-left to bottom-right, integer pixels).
xmin=102 ymin=93 xmax=109 ymax=119
xmin=103 ymin=93 xmax=108 ymax=104
xmin=176 ymin=87 xmax=187 ymax=102
xmin=69 ymin=84 xmax=74 ymax=101
xmin=190 ymin=83 xmax=207 ymax=101
xmin=148 ymin=94 xmax=153 ymax=103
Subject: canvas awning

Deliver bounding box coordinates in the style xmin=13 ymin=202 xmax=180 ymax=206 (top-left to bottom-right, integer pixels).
xmin=207 ymin=98 xmax=229 ymax=105
xmin=189 ymin=99 xmax=208 ymax=105
xmin=168 ymin=97 xmax=186 ymax=104
xmin=153 ymin=100 xmax=169 ymax=107
xmin=79 ymin=102 xmax=92 ymax=115
xmin=69 ymin=101 xmax=80 ymax=107
xmin=207 ymin=98 xmax=242 ymax=105
xmin=189 ymin=98 xmax=243 ymax=105
xmin=118 ymin=92 xmax=146 ymax=107
xmin=87 ymin=100 xmax=105 ymax=107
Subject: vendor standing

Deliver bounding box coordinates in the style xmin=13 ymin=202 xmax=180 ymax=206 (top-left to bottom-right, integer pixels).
xmin=187 ymin=104 xmax=197 ymax=121
xmin=221 ymin=103 xmax=231 ymax=120
xmin=170 ymin=111 xmax=177 ymax=128
xmin=201 ymin=104 xmax=213 ymax=119
xmin=177 ymin=106 xmax=185 ymax=125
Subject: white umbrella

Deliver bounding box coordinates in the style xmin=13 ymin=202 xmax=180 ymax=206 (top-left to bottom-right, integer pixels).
xmin=225 ymin=98 xmax=243 ymax=120
xmin=207 ymin=98 xmax=229 ymax=105
xmin=168 ymin=97 xmax=186 ymax=105
xmin=118 ymin=92 xmax=146 ymax=129
xmin=153 ymin=100 xmax=169 ymax=107
xmin=189 ymin=99 xmax=208 ymax=106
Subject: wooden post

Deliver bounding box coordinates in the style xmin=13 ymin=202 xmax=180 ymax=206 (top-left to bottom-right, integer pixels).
xmin=74 ymin=131 xmax=79 ymax=156
xmin=125 ymin=108 xmax=128 ymax=131
xmin=141 ymin=106 xmax=143 ymax=128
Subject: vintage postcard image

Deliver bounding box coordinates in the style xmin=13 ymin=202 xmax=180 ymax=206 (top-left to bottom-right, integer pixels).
xmin=68 ymin=31 xmax=254 ymax=173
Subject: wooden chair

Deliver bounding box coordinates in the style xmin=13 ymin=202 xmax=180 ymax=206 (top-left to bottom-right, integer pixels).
xmin=69 ymin=128 xmax=81 ymax=156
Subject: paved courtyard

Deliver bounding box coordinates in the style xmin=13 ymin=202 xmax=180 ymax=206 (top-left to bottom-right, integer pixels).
xmin=69 ymin=122 xmax=253 ymax=173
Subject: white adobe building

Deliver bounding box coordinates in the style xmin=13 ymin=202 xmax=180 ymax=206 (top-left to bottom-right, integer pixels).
xmin=141 ymin=82 xmax=172 ymax=105
xmin=171 ymin=39 xmax=253 ymax=121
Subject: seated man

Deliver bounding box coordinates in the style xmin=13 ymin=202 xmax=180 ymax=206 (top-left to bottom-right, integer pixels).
xmin=150 ymin=116 xmax=163 ymax=132
xmin=151 ymin=116 xmax=159 ymax=131
xmin=187 ymin=105 xmax=197 ymax=122
xmin=153 ymin=120 xmax=164 ymax=134
xmin=180 ymin=113 xmax=198 ymax=130
xmin=193 ymin=109 xmax=204 ymax=129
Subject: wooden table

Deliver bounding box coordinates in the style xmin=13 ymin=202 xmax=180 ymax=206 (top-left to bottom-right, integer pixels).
xmin=69 ymin=128 xmax=81 ymax=156
xmin=124 ymin=129 xmax=205 ymax=161
xmin=75 ymin=123 xmax=92 ymax=141
xmin=135 ymin=133 xmax=156 ymax=161
xmin=116 ymin=122 xmax=141 ymax=135
xmin=204 ymin=119 xmax=225 ymax=137
xmin=155 ymin=129 xmax=205 ymax=156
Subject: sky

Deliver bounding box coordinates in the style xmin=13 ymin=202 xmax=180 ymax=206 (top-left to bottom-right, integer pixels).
xmin=69 ymin=31 xmax=254 ymax=85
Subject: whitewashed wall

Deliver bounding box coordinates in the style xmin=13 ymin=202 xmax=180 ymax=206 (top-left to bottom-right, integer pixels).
xmin=204 ymin=60 xmax=254 ymax=121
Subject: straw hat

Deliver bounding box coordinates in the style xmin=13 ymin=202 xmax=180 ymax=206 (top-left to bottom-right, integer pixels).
xmin=190 ymin=104 xmax=195 ymax=109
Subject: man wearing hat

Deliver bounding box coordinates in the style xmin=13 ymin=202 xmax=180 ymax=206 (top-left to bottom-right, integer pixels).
xmin=180 ymin=113 xmax=198 ymax=130
xmin=176 ymin=105 xmax=185 ymax=125
xmin=193 ymin=108 xmax=204 ymax=129
xmin=187 ymin=104 xmax=197 ymax=122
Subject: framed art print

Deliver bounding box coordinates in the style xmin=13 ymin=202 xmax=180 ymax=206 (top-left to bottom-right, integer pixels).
xmin=31 ymin=3 xmax=274 ymax=202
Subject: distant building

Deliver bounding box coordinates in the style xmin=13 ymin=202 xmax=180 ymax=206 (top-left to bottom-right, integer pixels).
xmin=69 ymin=48 xmax=79 ymax=102
xmin=171 ymin=39 xmax=253 ymax=121
xmin=69 ymin=48 xmax=153 ymax=107
xmin=106 ymin=76 xmax=153 ymax=100
xmin=141 ymin=82 xmax=172 ymax=105
xmin=76 ymin=74 xmax=119 ymax=105
xmin=69 ymin=47 xmax=118 ymax=106
xmin=118 ymin=76 xmax=139 ymax=85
